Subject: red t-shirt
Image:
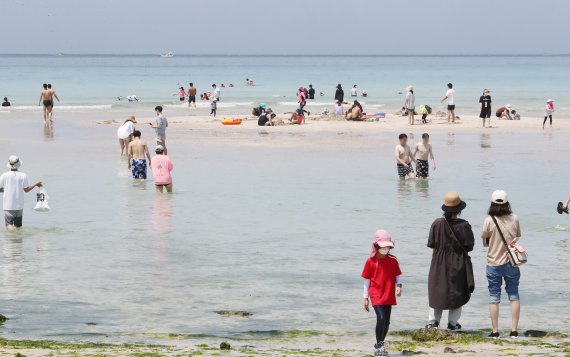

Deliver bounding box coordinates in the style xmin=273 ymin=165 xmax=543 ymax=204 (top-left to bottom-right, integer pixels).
xmin=361 ymin=255 xmax=402 ymax=306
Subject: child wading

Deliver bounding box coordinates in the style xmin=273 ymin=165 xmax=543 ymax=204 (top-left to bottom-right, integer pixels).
xmin=361 ymin=230 xmax=402 ymax=356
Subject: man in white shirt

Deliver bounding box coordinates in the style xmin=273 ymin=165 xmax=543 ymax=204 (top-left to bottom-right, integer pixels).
xmin=212 ymin=84 xmax=221 ymax=101
xmin=441 ymin=83 xmax=456 ymax=123
xmin=0 ymin=156 xmax=43 ymax=231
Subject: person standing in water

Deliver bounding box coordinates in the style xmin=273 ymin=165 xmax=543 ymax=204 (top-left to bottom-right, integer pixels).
xmin=395 ymin=134 xmax=415 ymax=180
xmin=151 ymin=145 xmax=173 ymax=193
xmin=361 ymin=230 xmax=402 ymax=357
xmin=481 ymin=190 xmax=522 ymax=339
xmin=149 ymin=106 xmax=169 ymax=155
xmin=2 ymin=97 xmax=10 ymax=107
xmin=413 ymin=133 xmax=436 ymax=179
xmin=479 ymin=89 xmax=492 ymax=128
xmin=127 ymin=130 xmax=152 ymax=180
xmin=39 ymin=83 xmax=60 ymax=124
xmin=543 ymin=99 xmax=555 ymax=129
xmin=175 ymin=87 xmax=186 ymax=102
xmin=441 ymin=83 xmax=455 ymax=123
xmin=426 ymin=192 xmax=475 ymax=330
xmin=187 ymin=82 xmax=197 ymax=108
xmin=335 ymin=84 xmax=344 ymax=103
xmin=351 ymin=84 xmax=358 ymax=97
xmin=0 ymin=156 xmax=43 ymax=232
xmin=308 ymin=84 xmax=315 ymax=100
xmin=403 ymin=85 xmax=415 ymax=125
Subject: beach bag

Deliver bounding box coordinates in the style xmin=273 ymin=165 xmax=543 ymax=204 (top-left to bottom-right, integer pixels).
xmin=252 ymin=107 xmax=261 ymax=116
xmin=425 ymin=105 xmax=432 ymax=114
xmin=445 ymin=219 xmax=475 ymax=293
xmin=34 ymin=188 xmax=50 ymax=212
xmin=491 ymin=216 xmax=527 ymax=267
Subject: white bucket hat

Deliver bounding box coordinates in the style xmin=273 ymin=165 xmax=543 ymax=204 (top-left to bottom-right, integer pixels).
xmin=7 ymin=155 xmax=21 ymax=169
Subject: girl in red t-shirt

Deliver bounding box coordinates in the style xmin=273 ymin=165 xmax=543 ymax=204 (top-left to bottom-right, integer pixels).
xmin=361 ymin=230 xmax=402 ymax=357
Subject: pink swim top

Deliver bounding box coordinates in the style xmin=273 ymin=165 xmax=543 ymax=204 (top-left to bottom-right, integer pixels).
xmin=151 ymin=155 xmax=173 ymax=185
xmin=546 ymin=102 xmax=555 ymax=110
xmin=179 ymin=89 xmax=186 ymax=97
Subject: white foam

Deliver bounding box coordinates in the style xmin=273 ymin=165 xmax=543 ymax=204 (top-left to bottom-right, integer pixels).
xmin=1 ymin=105 xmax=113 ymax=112
xmin=166 ymin=101 xmax=254 ymax=109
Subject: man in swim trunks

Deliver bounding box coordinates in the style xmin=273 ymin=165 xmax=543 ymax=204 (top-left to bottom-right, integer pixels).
xmin=150 ymin=106 xmax=169 ymax=155
xmin=188 ymin=82 xmax=197 ymax=108
xmin=395 ymin=133 xmax=415 ymax=180
xmin=38 ymin=83 xmax=60 ymax=124
xmin=412 ymin=133 xmax=436 ymax=179
xmin=127 ymin=130 xmax=151 ymax=180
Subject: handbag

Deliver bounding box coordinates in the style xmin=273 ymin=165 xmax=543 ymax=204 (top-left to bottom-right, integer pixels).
xmin=444 ymin=219 xmax=475 ymax=294
xmin=491 ymin=216 xmax=527 ymax=267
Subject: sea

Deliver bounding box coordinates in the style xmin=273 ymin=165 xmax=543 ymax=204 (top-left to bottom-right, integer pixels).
xmin=0 ymin=55 xmax=569 ymax=346
xmin=1 ymin=54 xmax=570 ymax=117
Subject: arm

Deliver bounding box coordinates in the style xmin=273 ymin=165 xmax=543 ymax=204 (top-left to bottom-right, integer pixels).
xmin=54 ymin=92 xmax=60 ymax=102
xmin=24 ymin=182 xmax=42 ymax=193
xmin=563 ymin=194 xmax=570 ymax=209
xmin=427 ymin=222 xmax=436 ymax=248
xmin=363 ymin=279 xmax=370 ymax=312
xmin=127 ymin=144 xmax=132 ymax=168
xmin=429 ymin=145 xmax=436 ymax=169
xmin=464 ymin=223 xmax=475 ymax=252
xmin=395 ymin=275 xmax=402 ymax=296
xmin=39 ymin=94 xmax=43 ymax=106
xmin=145 ymin=145 xmax=151 ymax=164
xmin=441 ymin=95 xmax=448 ymax=103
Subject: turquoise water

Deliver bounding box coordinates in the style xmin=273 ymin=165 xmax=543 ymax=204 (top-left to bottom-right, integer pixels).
xmin=1 ymin=55 xmax=570 ymax=116
xmin=0 ymin=113 xmax=569 ymax=344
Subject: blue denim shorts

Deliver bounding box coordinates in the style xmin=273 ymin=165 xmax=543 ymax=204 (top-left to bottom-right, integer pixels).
xmin=486 ymin=262 xmax=521 ymax=304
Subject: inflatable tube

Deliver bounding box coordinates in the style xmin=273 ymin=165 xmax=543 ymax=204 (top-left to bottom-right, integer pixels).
xmin=221 ymin=118 xmax=242 ymax=125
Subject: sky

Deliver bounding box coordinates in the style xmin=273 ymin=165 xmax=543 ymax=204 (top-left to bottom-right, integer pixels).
xmin=1 ymin=0 xmax=569 ymax=55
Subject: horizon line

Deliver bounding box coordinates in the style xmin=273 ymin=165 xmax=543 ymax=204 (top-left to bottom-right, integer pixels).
xmin=1 ymin=53 xmax=570 ymax=57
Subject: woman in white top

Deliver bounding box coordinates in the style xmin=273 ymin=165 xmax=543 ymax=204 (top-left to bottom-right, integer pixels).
xmin=403 ymin=85 xmax=415 ymax=125
xmin=117 ymin=116 xmax=137 ymax=155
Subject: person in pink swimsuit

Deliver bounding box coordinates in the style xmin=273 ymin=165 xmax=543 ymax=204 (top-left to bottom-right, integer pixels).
xmin=150 ymin=145 xmax=173 ymax=193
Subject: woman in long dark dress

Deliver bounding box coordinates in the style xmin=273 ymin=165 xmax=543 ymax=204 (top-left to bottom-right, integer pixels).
xmin=426 ymin=192 xmax=475 ymax=330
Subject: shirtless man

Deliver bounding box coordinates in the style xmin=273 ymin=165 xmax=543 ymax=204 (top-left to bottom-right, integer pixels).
xmin=412 ymin=133 xmax=436 ymax=179
xmin=395 ymin=133 xmax=415 ymax=180
xmin=38 ymin=83 xmax=60 ymax=124
xmin=127 ymin=130 xmax=152 ymax=180
xmin=187 ymin=82 xmax=197 ymax=108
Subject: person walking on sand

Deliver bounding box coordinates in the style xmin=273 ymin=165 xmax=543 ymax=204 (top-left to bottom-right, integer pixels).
xmin=210 ymin=99 xmax=217 ymax=117
xmin=187 ymin=82 xmax=197 ymax=108
xmin=38 ymin=83 xmax=59 ymax=124
xmin=479 ymin=89 xmax=492 ymax=128
xmin=0 ymin=156 xmax=43 ymax=232
xmin=117 ymin=116 xmax=137 ymax=155
xmin=413 ymin=133 xmax=436 ymax=179
xmin=127 ymin=130 xmax=152 ymax=180
xmin=335 ymin=84 xmax=344 ymax=103
xmin=395 ymin=134 xmax=415 ymax=180
xmin=361 ymin=230 xmax=402 ymax=357
xmin=481 ymin=190 xmax=522 ymax=339
xmin=426 ymin=192 xmax=475 ymax=330
xmin=441 ymin=83 xmax=455 ymax=123
xmin=151 ymin=145 xmax=173 ymax=193
xmin=543 ymin=99 xmax=555 ymax=129
xmin=149 ymin=106 xmax=169 ymax=155
xmin=403 ymin=85 xmax=415 ymax=125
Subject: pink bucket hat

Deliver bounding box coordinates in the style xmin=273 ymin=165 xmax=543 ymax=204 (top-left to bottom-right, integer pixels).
xmin=370 ymin=230 xmax=395 ymax=257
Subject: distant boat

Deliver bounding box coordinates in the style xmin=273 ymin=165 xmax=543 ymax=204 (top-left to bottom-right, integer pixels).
xmin=160 ymin=52 xmax=174 ymax=58
xmin=55 ymin=53 xmax=64 ymax=57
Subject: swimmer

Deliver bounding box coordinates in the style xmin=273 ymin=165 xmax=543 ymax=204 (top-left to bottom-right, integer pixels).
xmin=174 ymin=87 xmax=186 ymax=102
xmin=2 ymin=97 xmax=10 ymax=107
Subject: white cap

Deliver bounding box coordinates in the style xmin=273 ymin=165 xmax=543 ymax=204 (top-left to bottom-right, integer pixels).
xmin=155 ymin=145 xmax=164 ymax=152
xmin=7 ymin=155 xmax=21 ymax=169
xmin=491 ymin=190 xmax=508 ymax=204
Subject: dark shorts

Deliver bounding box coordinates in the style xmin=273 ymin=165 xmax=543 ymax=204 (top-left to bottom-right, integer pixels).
xmin=43 ymin=100 xmax=53 ymax=108
xmin=179 ymin=97 xmax=185 ymax=102
xmin=406 ymin=108 xmax=415 ymax=114
xmin=416 ymin=159 xmax=429 ymax=178
xmin=5 ymin=210 xmax=23 ymax=227
xmin=189 ymin=96 xmax=196 ymax=103
xmin=397 ymin=163 xmax=414 ymax=177
xmin=131 ymin=159 xmax=147 ymax=179
xmin=480 ymin=108 xmax=492 ymax=118
xmin=447 ymin=105 xmax=455 ymax=111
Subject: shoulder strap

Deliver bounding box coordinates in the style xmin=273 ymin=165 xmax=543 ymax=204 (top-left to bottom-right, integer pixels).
xmin=491 ymin=216 xmax=516 ymax=262
xmin=443 ymin=219 xmax=468 ymax=255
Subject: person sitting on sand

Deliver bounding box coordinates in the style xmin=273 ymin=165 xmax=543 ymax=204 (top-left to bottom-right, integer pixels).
xmin=511 ymin=110 xmax=520 ymax=120
xmin=258 ymin=112 xmax=276 ymax=126
xmin=395 ymin=134 xmax=414 ymax=179
xmin=2 ymin=97 xmax=10 ymax=107
xmin=496 ymin=105 xmax=513 ymax=120
xmin=150 ymin=145 xmax=173 ymax=193
xmin=288 ymin=108 xmax=305 ymax=125
xmin=346 ymin=100 xmax=364 ymax=121
xmin=334 ymin=101 xmax=345 ymax=116
xmin=117 ymin=116 xmax=137 ymax=155
xmin=361 ymin=229 xmax=402 ymax=357
xmin=128 ymin=130 xmax=152 ymax=180
xmin=481 ymin=190 xmax=522 ymax=339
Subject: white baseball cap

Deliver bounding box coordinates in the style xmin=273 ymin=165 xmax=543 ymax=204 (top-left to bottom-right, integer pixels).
xmin=491 ymin=190 xmax=508 ymax=204
xmin=155 ymin=145 xmax=164 ymax=152
xmin=7 ymin=155 xmax=21 ymax=169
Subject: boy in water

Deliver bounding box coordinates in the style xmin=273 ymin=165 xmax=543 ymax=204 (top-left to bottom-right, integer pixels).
xmin=127 ymin=130 xmax=151 ymax=180
xmin=362 ymin=230 xmax=402 ymax=357
xmin=412 ymin=133 xmax=436 ymax=179
xmin=395 ymin=134 xmax=415 ymax=180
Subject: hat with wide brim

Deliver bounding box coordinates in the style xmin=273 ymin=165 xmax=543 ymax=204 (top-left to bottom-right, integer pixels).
xmin=441 ymin=192 xmax=467 ymax=213
xmin=547 ymin=99 xmax=554 ymax=103
xmin=7 ymin=155 xmax=21 ymax=169
xmin=557 ymin=202 xmax=569 ymax=214
xmin=127 ymin=115 xmax=137 ymax=123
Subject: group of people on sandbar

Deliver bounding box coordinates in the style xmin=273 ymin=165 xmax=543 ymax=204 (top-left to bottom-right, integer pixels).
xmin=362 ymin=190 xmax=523 ymax=356
xmin=116 ymin=106 xmax=173 ymax=193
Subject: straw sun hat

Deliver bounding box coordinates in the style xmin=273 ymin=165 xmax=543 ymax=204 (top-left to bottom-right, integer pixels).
xmin=441 ymin=192 xmax=467 ymax=213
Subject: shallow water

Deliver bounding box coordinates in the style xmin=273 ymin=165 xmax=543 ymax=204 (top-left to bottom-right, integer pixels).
xmin=0 ymin=114 xmax=569 ymax=345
